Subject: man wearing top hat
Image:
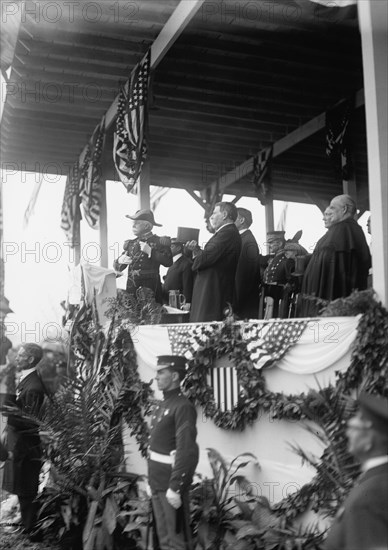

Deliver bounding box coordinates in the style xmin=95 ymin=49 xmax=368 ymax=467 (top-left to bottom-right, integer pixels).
xmin=113 ymin=209 xmax=173 ymax=304
xmin=324 ymin=392 xmax=388 ymax=550
xmin=148 ymin=355 xmax=199 ymax=549
xmin=162 ymin=239 xmax=194 ymax=307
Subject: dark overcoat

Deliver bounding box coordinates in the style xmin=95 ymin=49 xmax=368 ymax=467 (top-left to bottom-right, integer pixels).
xmin=299 ymin=217 xmax=371 ymax=316
xmin=323 ymin=463 xmax=388 ymax=550
xmin=190 ymin=223 xmax=241 ymax=322
xmin=3 ymin=370 xmax=45 ymax=496
xmin=162 ymin=254 xmax=194 ymax=304
xmin=234 ymin=229 xmax=261 ymax=319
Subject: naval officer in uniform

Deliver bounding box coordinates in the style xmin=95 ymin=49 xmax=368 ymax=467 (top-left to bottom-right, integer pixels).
xmin=148 ymin=355 xmax=199 ymax=549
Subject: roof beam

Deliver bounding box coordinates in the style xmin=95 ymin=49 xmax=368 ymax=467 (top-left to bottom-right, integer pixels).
xmin=209 ymin=88 xmax=365 ymax=197
xmin=75 ymin=0 xmax=205 ymax=165
xmin=103 ymin=0 xmax=205 ymax=130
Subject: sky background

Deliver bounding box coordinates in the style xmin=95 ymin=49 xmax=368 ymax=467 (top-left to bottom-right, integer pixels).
xmin=2 ymin=170 xmax=370 ymax=345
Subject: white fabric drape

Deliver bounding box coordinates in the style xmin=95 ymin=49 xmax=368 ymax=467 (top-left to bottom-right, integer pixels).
xmin=133 ymin=316 xmax=360 ymax=375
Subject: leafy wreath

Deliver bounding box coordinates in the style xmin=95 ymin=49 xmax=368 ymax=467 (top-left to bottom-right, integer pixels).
xmin=182 ymin=320 xmax=268 ymax=431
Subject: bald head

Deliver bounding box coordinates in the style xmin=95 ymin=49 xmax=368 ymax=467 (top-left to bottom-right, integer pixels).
xmin=328 ymin=194 xmax=357 ymax=225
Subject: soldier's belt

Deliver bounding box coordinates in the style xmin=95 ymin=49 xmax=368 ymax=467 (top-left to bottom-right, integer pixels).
xmin=149 ymin=450 xmax=175 ymax=464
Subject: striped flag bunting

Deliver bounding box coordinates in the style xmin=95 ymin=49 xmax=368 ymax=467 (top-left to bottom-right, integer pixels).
xmin=60 ymin=161 xmax=81 ymax=246
xmin=165 ymin=319 xmax=307 ymax=410
xmin=242 ymin=320 xmax=307 ymax=370
xmin=252 ymin=146 xmax=273 ymax=206
xmin=167 ymin=323 xmax=241 ymax=411
xmin=113 ymin=50 xmax=151 ymax=192
xmin=80 ymin=116 xmax=105 ymax=229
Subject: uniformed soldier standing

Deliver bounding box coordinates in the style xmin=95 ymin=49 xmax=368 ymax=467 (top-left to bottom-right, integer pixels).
xmin=113 ymin=209 xmax=173 ymax=304
xmin=148 ymin=355 xmax=199 ymax=550
xmin=260 ymin=231 xmax=293 ymax=318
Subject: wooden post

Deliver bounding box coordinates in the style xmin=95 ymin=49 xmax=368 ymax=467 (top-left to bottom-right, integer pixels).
xmin=359 ymin=0 xmax=388 ymax=307
xmin=265 ymin=199 xmax=274 ymax=235
xmin=99 ymin=179 xmax=108 ymax=267
xmin=138 ymin=159 xmax=151 ymax=209
xmin=73 ymin=206 xmax=81 ymax=266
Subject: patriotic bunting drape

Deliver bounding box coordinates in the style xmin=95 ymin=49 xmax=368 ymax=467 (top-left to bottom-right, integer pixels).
xmin=80 ymin=116 xmax=105 ymax=229
xmin=132 ymin=316 xmax=359 ymax=412
xmin=252 ymin=146 xmax=273 ymax=206
xmin=113 ymin=50 xmax=151 ymax=192
xmin=60 ymin=161 xmax=81 ymax=246
xmin=326 ymin=97 xmax=353 ymax=182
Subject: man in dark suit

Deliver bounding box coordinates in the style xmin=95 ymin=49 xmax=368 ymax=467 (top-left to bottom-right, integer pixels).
xmin=234 ymin=207 xmax=261 ymax=319
xmin=113 ymin=209 xmax=173 ymax=304
xmin=162 ymin=239 xmax=194 ymax=307
xmin=187 ymin=202 xmax=241 ymax=322
xmin=2 ymin=343 xmax=46 ymax=538
xmin=324 ymin=392 xmax=388 ymax=550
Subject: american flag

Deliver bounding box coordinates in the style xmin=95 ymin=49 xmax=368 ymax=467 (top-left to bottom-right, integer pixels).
xmin=80 ymin=117 xmax=105 ymax=229
xmin=252 ymin=146 xmax=273 ymax=206
xmin=326 ymin=97 xmax=353 ymax=182
xmin=61 ymin=161 xmax=81 ymax=246
xmin=113 ymin=50 xmax=151 ymax=192
xmin=242 ymin=320 xmax=307 ymax=370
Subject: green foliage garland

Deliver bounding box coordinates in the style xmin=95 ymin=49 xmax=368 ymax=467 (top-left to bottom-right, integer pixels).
xmin=182 ymin=320 xmax=268 ymax=431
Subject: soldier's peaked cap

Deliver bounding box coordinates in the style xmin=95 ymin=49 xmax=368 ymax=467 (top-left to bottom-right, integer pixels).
xmin=266 ymin=230 xmax=285 ymax=241
xmin=156 ymin=355 xmax=187 ymax=372
xmin=358 ymin=392 xmax=388 ymax=434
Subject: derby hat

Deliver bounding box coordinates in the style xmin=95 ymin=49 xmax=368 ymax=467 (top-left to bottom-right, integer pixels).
xmin=155 ymin=355 xmax=187 ymax=372
xmin=125 ymin=209 xmax=162 ymax=227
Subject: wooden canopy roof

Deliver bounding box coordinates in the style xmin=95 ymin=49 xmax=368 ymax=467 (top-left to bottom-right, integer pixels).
xmin=1 ymin=0 xmax=368 ymax=208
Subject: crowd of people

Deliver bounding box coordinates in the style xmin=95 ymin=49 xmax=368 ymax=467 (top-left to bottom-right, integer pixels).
xmin=113 ymin=193 xmax=371 ymax=322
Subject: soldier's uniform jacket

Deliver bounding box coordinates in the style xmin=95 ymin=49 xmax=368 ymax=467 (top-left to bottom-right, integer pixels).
xmin=114 ymin=233 xmax=172 ymax=303
xmin=148 ymin=387 xmax=199 ymax=493
xmin=263 ymin=250 xmax=294 ymax=285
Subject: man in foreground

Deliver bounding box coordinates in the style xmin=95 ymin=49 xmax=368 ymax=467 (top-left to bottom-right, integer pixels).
xmin=148 ymin=355 xmax=199 ymax=550
xmin=2 ymin=343 xmax=46 ymax=539
xmin=324 ymin=392 xmax=388 ymax=550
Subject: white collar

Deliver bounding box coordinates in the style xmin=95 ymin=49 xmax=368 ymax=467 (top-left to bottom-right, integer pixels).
xmin=172 ymin=253 xmax=183 ymax=263
xmin=215 ymin=222 xmax=234 ymax=234
xmin=362 ymin=456 xmax=388 ymax=472
xmin=239 ymin=228 xmax=249 ymax=235
xmin=19 ymin=366 xmax=37 ymax=383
